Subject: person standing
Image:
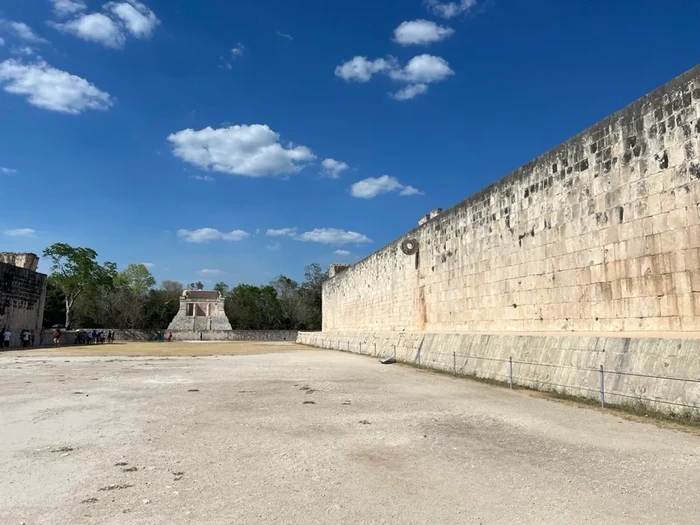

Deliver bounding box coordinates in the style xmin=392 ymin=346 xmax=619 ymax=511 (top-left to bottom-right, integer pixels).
xmin=52 ymin=328 xmax=62 ymax=349
xmin=2 ymin=329 xmax=10 ymax=349
xmin=22 ymin=330 xmax=30 ymax=348
xmin=30 ymin=329 xmax=35 ymax=347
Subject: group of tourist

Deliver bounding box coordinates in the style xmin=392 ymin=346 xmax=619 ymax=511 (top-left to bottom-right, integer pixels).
xmin=74 ymin=330 xmax=115 ymax=345
xmin=0 ymin=327 xmax=118 ymax=349
xmin=155 ymin=331 xmax=173 ymax=342
xmin=1 ymin=327 xmax=45 ymax=349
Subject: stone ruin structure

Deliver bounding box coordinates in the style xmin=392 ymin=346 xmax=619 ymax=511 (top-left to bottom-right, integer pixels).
xmin=167 ymin=290 xmax=232 ymax=332
xmin=297 ymin=63 xmax=700 ymax=414
xmin=0 ymin=253 xmax=47 ymax=345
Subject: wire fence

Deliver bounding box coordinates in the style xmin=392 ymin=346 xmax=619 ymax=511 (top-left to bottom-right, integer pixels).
xmin=313 ymin=338 xmax=700 ymax=412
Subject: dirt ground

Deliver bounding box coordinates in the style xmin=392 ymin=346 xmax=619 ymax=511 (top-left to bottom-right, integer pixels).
xmin=1 ymin=340 xmax=301 ymax=358
xmin=1 ymin=344 xmax=699 ymax=524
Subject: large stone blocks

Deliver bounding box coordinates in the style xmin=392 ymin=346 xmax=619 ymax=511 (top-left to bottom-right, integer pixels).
xmin=323 ymin=64 xmax=700 ymax=333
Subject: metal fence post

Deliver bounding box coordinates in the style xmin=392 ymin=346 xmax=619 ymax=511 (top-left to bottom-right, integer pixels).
xmin=600 ymin=364 xmax=605 ymax=408
xmin=453 ymin=352 xmax=456 ymax=375
xmin=509 ymin=357 xmax=513 ymax=389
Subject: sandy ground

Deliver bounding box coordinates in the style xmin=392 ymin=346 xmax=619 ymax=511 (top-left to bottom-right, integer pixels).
xmin=1 ymin=340 xmax=301 ymax=358
xmin=1 ymin=345 xmax=699 ymax=524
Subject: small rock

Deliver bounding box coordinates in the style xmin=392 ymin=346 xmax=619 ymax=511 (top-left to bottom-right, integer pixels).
xmin=143 ymin=499 xmax=150 ymax=505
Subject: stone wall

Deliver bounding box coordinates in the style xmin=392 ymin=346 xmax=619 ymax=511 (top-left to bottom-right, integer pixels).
xmin=324 ymin=64 xmax=700 ymax=333
xmin=0 ymin=261 xmax=47 ymax=346
xmin=0 ymin=253 xmax=39 ymax=272
xmin=169 ymin=330 xmax=298 ymax=342
xmin=297 ymin=331 xmax=700 ymax=414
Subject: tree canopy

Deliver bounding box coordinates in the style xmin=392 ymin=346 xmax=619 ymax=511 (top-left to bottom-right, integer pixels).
xmin=42 ymin=244 xmax=327 ymax=331
xmin=42 ymin=243 xmax=117 ymax=328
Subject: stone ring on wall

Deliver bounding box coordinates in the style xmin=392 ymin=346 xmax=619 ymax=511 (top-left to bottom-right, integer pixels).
xmin=401 ymin=239 xmax=419 ymax=256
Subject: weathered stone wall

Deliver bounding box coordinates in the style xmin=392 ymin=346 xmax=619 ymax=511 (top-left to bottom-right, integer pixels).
xmin=0 ymin=253 xmax=39 ymax=272
xmin=324 ymin=65 xmax=700 ymax=333
xmin=169 ymin=330 xmax=298 ymax=342
xmin=297 ymin=331 xmax=700 ymax=414
xmin=0 ymin=261 xmax=47 ymax=345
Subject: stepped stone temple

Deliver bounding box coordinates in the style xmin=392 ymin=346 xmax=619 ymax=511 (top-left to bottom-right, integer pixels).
xmin=167 ymin=290 xmax=232 ymax=332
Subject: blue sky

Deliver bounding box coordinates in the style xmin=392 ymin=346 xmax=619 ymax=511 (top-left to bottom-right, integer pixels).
xmin=1 ymin=0 xmax=698 ymax=287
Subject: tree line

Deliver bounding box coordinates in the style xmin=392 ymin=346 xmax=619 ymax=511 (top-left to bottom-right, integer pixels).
xmin=42 ymin=243 xmax=326 ymax=331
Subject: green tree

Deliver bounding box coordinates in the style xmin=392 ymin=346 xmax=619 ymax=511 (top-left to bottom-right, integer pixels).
xmin=42 ymin=279 xmax=66 ymax=328
xmin=214 ymin=281 xmax=229 ymax=295
xmin=118 ymin=264 xmax=156 ymax=294
xmin=187 ymin=281 xmax=204 ymax=291
xmin=225 ymin=284 xmax=283 ymax=329
xmin=298 ymin=263 xmax=326 ymax=330
xmin=161 ymin=280 xmax=184 ymax=294
xmin=43 ymin=243 xmax=117 ymax=328
xmin=270 ymin=275 xmax=302 ymax=328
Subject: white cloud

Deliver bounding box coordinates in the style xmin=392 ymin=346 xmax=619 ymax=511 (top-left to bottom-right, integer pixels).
xmin=177 ymin=228 xmax=249 ymax=243
xmin=199 ymin=268 xmax=221 ymax=275
xmin=266 ymin=242 xmax=282 ymax=251
xmin=1 ymin=21 xmax=48 ymax=44
xmin=191 ymin=175 xmax=214 ymax=182
xmin=393 ymin=20 xmax=454 ymax=46
xmin=334 ymin=249 xmax=351 ymax=256
xmin=167 ymin=125 xmax=316 ymax=177
xmin=335 ymin=54 xmax=453 ymax=100
xmin=0 ymin=167 xmax=17 ymax=175
xmin=334 ymin=56 xmax=397 ymax=82
xmin=425 ymin=0 xmax=478 ymax=18
xmin=105 ymin=0 xmax=159 ymax=39
xmin=51 ymin=13 xmax=125 ymax=48
xmin=142 ymin=262 xmax=155 ymax=268
xmin=4 ymin=228 xmax=36 ymax=237
xmin=389 ymin=54 xmax=454 ymax=83
xmin=0 ymin=37 xmax=4 ymax=46
xmin=296 ymin=228 xmax=371 ymax=245
xmin=350 ymin=175 xmax=424 ymax=199
xmin=231 ymin=42 xmax=245 ymax=57
xmin=11 ymin=46 xmax=39 ymax=57
xmin=50 ymin=1 xmax=159 ymax=48
xmin=265 ymin=227 xmax=370 ymax=245
xmin=321 ymin=158 xmax=350 ymax=179
xmin=276 ymin=31 xmax=293 ymax=41
xmin=391 ymin=83 xmax=428 ymax=100
xmin=399 ymin=185 xmax=424 ymax=196
xmin=51 ymin=0 xmax=87 ymax=17
xmin=0 ymin=60 xmax=113 ymax=114
xmin=350 ymin=175 xmax=401 ymax=198
xmin=266 ymin=228 xmax=297 ymax=237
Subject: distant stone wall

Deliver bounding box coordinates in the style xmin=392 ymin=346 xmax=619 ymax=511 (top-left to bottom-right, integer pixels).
xmin=170 ymin=330 xmax=298 ymax=342
xmin=0 ymin=329 xmax=298 ymax=348
xmin=96 ymin=330 xmax=297 ymax=342
xmin=323 ymin=64 xmax=700 ymax=333
xmin=0 ymin=261 xmax=47 ymax=346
